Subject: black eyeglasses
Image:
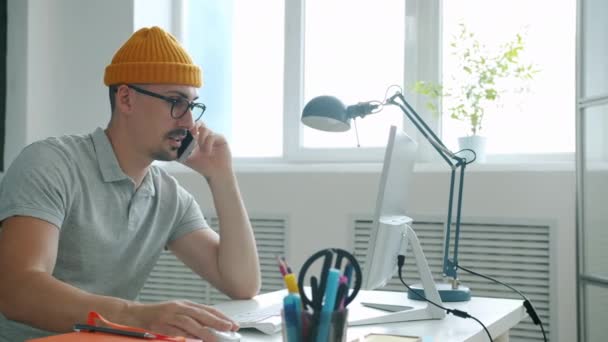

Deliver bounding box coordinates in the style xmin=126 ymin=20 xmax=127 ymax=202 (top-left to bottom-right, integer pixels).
xmin=127 ymin=84 xmax=206 ymax=122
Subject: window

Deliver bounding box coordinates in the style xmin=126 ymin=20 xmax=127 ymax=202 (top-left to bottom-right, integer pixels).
xmin=183 ymin=0 xmax=284 ymax=158
xmin=440 ymin=0 xmax=576 ymax=156
xmin=302 ymin=0 xmax=405 ymax=149
xmin=177 ymin=0 xmax=575 ymax=163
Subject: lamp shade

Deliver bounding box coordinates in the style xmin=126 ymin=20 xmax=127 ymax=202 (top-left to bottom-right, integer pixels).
xmin=301 ymin=96 xmax=351 ymax=132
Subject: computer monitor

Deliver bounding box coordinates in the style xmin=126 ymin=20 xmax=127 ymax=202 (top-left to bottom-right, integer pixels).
xmin=351 ymin=125 xmax=445 ymax=326
xmin=362 ymin=125 xmax=417 ymax=290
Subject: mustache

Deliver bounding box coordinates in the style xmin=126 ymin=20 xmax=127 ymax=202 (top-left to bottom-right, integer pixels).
xmin=167 ymin=129 xmax=188 ymax=139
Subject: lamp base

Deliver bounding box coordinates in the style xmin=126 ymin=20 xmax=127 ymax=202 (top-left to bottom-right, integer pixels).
xmin=408 ymin=282 xmax=471 ymax=302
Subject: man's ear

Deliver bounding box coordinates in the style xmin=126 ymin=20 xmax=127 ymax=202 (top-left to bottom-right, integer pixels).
xmin=115 ymin=84 xmax=134 ymax=113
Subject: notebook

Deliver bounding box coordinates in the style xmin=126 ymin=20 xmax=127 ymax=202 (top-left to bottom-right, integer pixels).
xmin=228 ymin=303 xmax=282 ymax=334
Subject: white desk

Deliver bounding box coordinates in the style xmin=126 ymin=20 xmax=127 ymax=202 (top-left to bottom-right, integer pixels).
xmin=214 ymin=290 xmax=527 ymax=342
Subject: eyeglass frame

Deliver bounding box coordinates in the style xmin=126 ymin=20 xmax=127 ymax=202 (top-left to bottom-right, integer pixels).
xmin=125 ymin=84 xmax=206 ymax=122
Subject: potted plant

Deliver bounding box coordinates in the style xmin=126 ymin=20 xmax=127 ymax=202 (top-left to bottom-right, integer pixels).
xmin=412 ymin=23 xmax=538 ymax=162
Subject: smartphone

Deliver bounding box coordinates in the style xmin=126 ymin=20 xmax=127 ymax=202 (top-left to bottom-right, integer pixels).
xmin=176 ymin=131 xmax=196 ymax=163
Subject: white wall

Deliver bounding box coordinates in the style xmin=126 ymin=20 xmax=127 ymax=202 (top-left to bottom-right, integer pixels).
xmin=4 ymin=0 xmax=28 ymax=167
xmin=4 ymin=0 xmax=134 ymax=168
xmin=3 ymin=1 xmax=577 ymax=341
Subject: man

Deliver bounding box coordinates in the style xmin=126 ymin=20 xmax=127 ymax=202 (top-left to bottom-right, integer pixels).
xmin=0 ymin=26 xmax=261 ymax=341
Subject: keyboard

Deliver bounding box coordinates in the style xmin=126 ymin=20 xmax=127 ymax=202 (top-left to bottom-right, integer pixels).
xmin=229 ymin=303 xmax=282 ymax=335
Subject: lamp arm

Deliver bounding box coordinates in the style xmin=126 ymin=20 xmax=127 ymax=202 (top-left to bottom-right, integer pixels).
xmin=452 ymin=163 xmax=467 ymax=273
xmin=385 ymin=92 xmax=467 ymax=283
xmin=388 ymin=93 xmax=460 ymax=161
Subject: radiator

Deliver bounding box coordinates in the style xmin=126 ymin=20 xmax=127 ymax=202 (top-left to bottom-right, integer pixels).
xmin=138 ymin=216 xmax=288 ymax=305
xmin=353 ymin=216 xmax=552 ymax=342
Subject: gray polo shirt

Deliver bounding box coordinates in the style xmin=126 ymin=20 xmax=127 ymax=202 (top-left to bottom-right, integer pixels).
xmin=0 ymin=128 xmax=208 ymax=341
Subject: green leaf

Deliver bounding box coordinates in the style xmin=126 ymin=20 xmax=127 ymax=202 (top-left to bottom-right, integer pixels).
xmin=485 ymin=88 xmax=497 ymax=100
xmin=411 ymin=23 xmax=538 ymax=134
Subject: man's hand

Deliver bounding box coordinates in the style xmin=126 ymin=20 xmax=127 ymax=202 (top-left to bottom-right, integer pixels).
xmin=175 ymin=122 xmax=261 ymax=300
xmin=123 ymin=300 xmax=239 ymax=341
xmin=182 ymin=123 xmax=233 ymax=181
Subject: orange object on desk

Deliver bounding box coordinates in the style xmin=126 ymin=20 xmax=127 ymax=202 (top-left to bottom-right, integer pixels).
xmin=26 ymin=312 xmax=202 ymax=342
xmin=27 ymin=331 xmax=202 ymax=342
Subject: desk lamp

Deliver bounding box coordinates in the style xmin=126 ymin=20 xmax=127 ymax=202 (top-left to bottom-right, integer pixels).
xmin=301 ymin=90 xmax=473 ymax=302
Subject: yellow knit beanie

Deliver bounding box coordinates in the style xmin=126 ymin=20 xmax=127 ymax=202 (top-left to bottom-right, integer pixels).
xmin=104 ymin=26 xmax=202 ymax=87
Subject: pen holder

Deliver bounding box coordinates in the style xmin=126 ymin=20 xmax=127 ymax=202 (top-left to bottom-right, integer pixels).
xmin=281 ymin=309 xmax=349 ymax=342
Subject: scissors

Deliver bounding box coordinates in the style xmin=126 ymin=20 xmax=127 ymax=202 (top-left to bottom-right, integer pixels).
xmin=297 ymin=248 xmax=362 ymax=312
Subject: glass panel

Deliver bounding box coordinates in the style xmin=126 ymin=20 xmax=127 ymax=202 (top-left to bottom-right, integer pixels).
xmin=303 ymin=0 xmax=405 ymax=148
xmin=441 ymin=0 xmax=576 ymax=155
xmin=185 ymin=0 xmax=284 ymax=157
xmin=583 ymin=104 xmax=608 ymax=277
xmin=584 ymin=282 xmax=608 ymax=342
xmin=583 ymin=0 xmax=608 ymax=97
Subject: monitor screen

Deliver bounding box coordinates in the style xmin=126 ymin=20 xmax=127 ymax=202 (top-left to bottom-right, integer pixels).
xmin=361 ymin=125 xmax=418 ymax=290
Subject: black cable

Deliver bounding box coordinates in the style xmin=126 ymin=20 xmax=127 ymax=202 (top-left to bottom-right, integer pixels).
xmin=397 ymin=255 xmax=494 ymax=342
xmin=457 ymin=264 xmax=548 ymax=342
xmin=454 ymin=148 xmax=477 ymax=164
xmin=468 ymin=315 xmax=494 ymax=341
xmin=383 ymin=84 xmax=404 ymax=103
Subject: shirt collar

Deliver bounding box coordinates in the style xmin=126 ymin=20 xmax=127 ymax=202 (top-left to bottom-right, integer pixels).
xmin=92 ymin=127 xmax=130 ymax=183
xmin=90 ymin=129 xmax=156 ymax=196
xmin=138 ymin=171 xmax=156 ymax=197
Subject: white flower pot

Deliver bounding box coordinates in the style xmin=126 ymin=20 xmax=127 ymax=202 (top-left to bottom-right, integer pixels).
xmin=457 ymin=136 xmax=487 ymax=163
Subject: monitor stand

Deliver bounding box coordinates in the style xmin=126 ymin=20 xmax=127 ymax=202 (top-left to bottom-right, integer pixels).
xmin=350 ymin=224 xmax=446 ymax=326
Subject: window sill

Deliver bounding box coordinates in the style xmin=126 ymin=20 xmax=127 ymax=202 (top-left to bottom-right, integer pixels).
xmin=233 ymin=161 xmax=575 ymax=173
xmin=157 ymin=160 xmax=575 ymax=175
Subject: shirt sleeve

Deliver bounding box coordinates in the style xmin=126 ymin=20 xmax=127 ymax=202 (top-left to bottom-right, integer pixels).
xmin=166 ymin=188 xmax=209 ymax=244
xmin=0 ymin=142 xmax=70 ymax=228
